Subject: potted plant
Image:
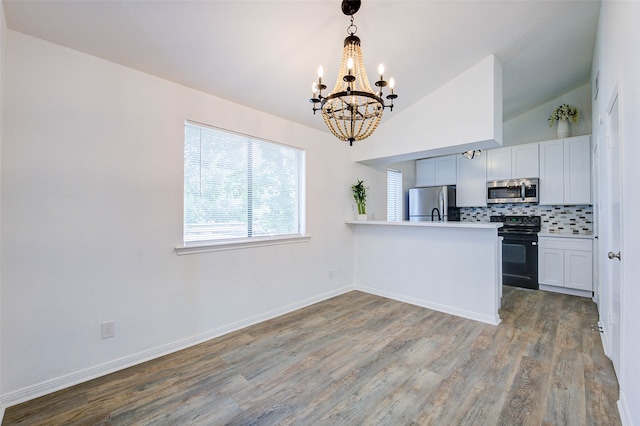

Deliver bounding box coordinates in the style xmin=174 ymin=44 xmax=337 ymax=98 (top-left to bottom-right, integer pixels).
xmin=352 ymin=179 xmax=369 ymax=220
xmin=548 ymin=103 xmax=580 ymax=138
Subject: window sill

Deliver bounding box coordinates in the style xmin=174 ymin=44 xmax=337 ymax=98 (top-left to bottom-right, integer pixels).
xmin=175 ymin=234 xmax=311 ymax=255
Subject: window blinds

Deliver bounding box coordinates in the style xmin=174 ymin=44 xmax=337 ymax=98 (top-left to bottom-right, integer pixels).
xmin=184 ymin=122 xmax=304 ymax=243
xmin=387 ymin=169 xmax=402 ymax=222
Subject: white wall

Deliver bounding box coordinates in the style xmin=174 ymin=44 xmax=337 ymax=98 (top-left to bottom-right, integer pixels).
xmin=0 ymin=0 xmax=6 ymax=409
xmin=353 ymin=224 xmax=502 ymax=325
xmin=352 ymin=55 xmax=503 ymax=164
xmin=503 ymin=83 xmax=593 ymax=146
xmin=0 ymin=31 xmax=357 ymax=403
xmin=592 ymin=2 xmax=640 ymax=425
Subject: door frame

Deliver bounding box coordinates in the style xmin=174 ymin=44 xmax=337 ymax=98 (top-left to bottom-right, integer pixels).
xmin=601 ymin=83 xmax=623 ymax=377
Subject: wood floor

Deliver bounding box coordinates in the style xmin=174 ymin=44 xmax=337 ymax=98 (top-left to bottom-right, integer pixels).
xmin=3 ymin=287 xmax=620 ymax=425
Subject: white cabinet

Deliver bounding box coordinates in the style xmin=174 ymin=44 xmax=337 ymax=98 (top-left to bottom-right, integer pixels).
xmin=564 ymin=136 xmax=592 ymax=204
xmin=539 ymin=140 xmax=564 ymax=205
xmin=486 ymin=143 xmax=539 ymax=181
xmin=539 ymin=135 xmax=591 ymax=205
xmin=456 ymin=153 xmax=487 ymax=207
xmin=539 ymin=236 xmax=593 ymax=292
xmin=416 ymin=155 xmax=457 ymax=186
xmin=564 ymin=249 xmax=593 ymax=290
xmin=486 ymin=147 xmax=512 ymax=181
xmin=512 ymin=143 xmax=539 ymax=178
xmin=539 ymin=248 xmax=564 ymax=286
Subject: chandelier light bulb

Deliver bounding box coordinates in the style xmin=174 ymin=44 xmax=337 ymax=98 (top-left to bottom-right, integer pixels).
xmin=378 ymin=63 xmax=384 ymax=80
xmin=318 ymin=66 xmax=324 ymax=79
xmin=347 ymin=57 xmax=354 ymax=73
xmin=389 ymin=77 xmax=395 ymax=92
xmin=312 ymin=82 xmax=317 ymax=96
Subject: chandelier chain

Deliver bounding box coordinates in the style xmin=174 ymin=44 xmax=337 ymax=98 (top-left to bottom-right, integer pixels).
xmin=347 ymin=15 xmax=357 ymax=36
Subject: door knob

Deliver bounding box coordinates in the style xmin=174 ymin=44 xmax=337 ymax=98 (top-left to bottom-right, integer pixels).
xmin=608 ymin=251 xmax=621 ymax=261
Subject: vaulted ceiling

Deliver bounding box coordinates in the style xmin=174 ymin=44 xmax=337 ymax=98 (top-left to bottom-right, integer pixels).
xmin=2 ymin=0 xmax=601 ymax=134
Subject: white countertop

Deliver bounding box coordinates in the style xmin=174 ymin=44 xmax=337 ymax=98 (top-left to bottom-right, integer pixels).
xmin=346 ymin=220 xmax=502 ymax=229
xmin=538 ymin=232 xmax=594 ymax=239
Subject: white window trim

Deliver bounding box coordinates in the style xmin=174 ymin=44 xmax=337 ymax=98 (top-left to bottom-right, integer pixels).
xmin=181 ymin=120 xmax=307 ymax=251
xmin=176 ymin=233 xmax=311 ymax=255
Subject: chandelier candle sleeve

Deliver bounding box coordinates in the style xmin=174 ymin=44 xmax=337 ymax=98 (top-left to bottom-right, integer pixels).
xmin=309 ymin=0 xmax=398 ymax=146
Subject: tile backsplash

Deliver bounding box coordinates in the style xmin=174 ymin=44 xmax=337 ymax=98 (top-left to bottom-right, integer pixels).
xmin=459 ymin=204 xmax=593 ymax=234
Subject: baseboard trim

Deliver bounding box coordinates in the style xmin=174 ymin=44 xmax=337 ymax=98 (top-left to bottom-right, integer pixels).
xmin=0 ymin=285 xmax=356 ymax=407
xmin=539 ymin=284 xmax=592 ymax=298
xmin=598 ymin=320 xmax=611 ymax=359
xmin=618 ymin=389 xmax=631 ymax=426
xmin=355 ymin=284 xmax=500 ymax=325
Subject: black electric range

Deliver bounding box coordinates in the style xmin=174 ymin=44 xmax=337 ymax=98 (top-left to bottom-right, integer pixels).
xmin=491 ymin=215 xmax=541 ymax=290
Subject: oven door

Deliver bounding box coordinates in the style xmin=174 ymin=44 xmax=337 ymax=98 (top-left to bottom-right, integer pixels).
xmin=501 ymin=233 xmax=539 ymax=289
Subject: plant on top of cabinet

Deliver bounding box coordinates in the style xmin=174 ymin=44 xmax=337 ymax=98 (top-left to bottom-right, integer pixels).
xmin=549 ymin=103 xmax=580 ymax=138
xmin=548 ymin=104 xmax=580 ymax=126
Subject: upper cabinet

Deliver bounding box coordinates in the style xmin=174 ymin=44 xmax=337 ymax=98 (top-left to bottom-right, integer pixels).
xmin=456 ymin=153 xmax=487 ymax=207
xmin=513 ymin=143 xmax=540 ymax=178
xmin=486 ymin=143 xmax=539 ymax=181
xmin=564 ymin=137 xmax=592 ymax=204
xmin=416 ymin=155 xmax=457 ymax=186
xmin=539 ymin=135 xmax=591 ymax=205
xmin=412 ymin=136 xmax=591 ymax=208
xmin=486 ymin=147 xmax=511 ymax=181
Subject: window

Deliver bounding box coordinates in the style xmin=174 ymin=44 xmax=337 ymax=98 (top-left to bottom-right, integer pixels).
xmin=183 ymin=121 xmax=305 ymax=245
xmin=387 ymin=169 xmax=402 ymax=222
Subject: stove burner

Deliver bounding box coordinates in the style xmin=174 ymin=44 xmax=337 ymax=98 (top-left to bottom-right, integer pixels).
xmin=491 ymin=215 xmax=541 ymax=234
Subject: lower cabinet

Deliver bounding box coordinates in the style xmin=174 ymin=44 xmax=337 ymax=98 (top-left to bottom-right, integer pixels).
xmin=538 ymin=236 xmax=593 ymax=292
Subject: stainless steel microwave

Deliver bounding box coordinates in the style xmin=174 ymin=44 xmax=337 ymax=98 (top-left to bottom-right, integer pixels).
xmin=487 ymin=178 xmax=539 ymax=204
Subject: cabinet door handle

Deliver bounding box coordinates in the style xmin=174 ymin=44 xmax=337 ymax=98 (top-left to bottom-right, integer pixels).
xmin=608 ymin=251 xmax=621 ymax=261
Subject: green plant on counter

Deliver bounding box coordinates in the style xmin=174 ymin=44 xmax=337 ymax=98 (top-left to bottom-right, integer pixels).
xmin=352 ymin=179 xmax=368 ymax=215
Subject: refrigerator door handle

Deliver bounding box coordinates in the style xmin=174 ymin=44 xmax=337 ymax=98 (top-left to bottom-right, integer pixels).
xmin=440 ymin=186 xmax=447 ymax=221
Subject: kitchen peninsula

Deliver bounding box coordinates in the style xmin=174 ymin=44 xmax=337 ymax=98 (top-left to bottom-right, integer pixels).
xmin=347 ymin=220 xmax=503 ymax=325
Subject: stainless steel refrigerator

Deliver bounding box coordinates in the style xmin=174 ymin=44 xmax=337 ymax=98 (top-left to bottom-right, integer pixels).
xmin=408 ymin=186 xmax=458 ymax=222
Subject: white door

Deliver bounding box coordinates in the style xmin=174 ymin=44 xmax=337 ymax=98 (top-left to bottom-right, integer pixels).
xmin=605 ymin=90 xmax=622 ymax=376
xmin=592 ymin=143 xmax=600 ymax=302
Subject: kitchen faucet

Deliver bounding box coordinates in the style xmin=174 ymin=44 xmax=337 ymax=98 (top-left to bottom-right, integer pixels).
xmin=431 ymin=207 xmax=441 ymax=222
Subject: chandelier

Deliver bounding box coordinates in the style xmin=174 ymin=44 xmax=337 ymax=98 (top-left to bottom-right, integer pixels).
xmin=309 ymin=0 xmax=397 ymax=146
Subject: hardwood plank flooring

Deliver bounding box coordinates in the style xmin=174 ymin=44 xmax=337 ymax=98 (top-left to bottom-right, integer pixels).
xmin=3 ymin=287 xmax=620 ymax=425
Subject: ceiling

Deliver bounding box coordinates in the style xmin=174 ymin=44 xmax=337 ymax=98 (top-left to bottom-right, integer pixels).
xmin=2 ymin=0 xmax=601 ymax=134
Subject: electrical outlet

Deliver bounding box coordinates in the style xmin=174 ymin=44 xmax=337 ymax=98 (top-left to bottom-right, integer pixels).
xmin=101 ymin=321 xmax=115 ymax=339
